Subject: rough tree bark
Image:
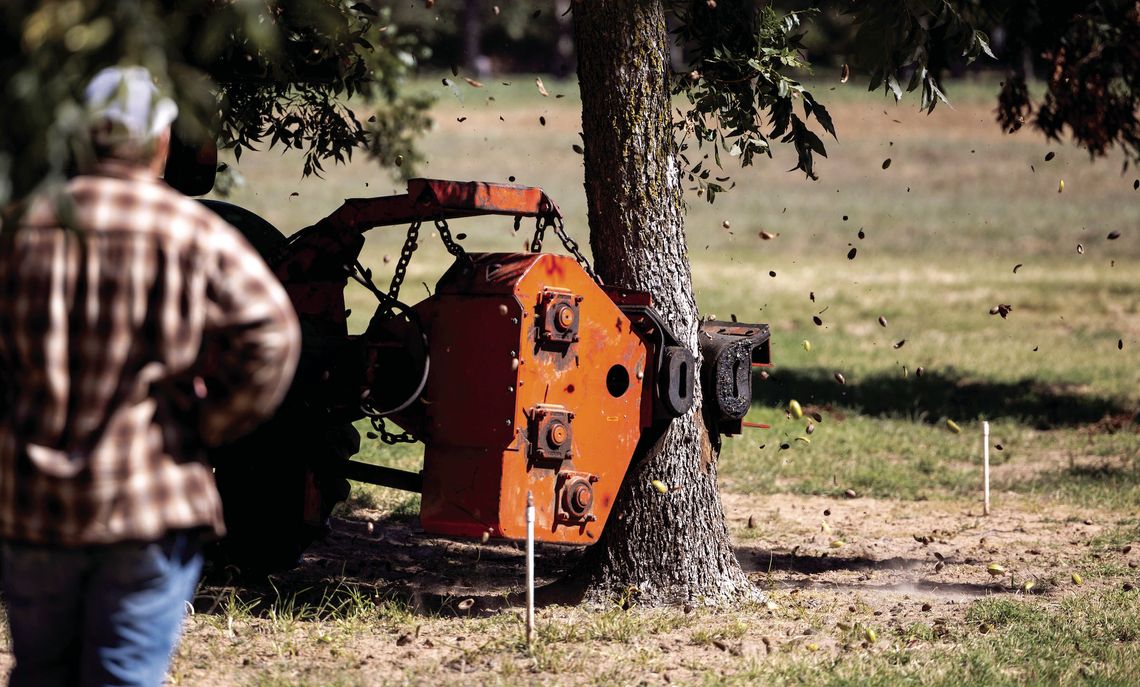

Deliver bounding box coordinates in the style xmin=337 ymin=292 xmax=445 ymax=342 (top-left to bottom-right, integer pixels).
xmin=570 ymin=0 xmax=758 ymax=605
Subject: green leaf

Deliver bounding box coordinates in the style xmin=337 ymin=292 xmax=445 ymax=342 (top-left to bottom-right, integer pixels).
xmin=886 ymin=73 xmax=902 ymax=102
xmin=868 ymin=67 xmax=885 ymax=93
xmin=803 ymin=94 xmax=836 ymax=140
xmin=974 ymin=31 xmax=996 ymax=60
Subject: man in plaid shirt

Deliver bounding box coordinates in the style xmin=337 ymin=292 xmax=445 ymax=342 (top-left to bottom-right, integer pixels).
xmin=0 ymin=67 xmax=300 ymax=686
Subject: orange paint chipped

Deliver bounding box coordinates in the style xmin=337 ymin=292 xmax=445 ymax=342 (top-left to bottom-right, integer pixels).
xmin=411 ymin=253 xmax=651 ymax=545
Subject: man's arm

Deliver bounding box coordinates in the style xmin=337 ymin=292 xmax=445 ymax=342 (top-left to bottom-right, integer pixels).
xmin=197 ymin=220 xmax=301 ymax=447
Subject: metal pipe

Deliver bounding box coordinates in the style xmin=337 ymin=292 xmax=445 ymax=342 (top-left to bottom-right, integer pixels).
xmin=334 ymin=461 xmax=423 ymax=493
xmin=983 ymin=421 xmax=991 ymax=515
xmin=526 ymin=491 xmax=535 ymax=647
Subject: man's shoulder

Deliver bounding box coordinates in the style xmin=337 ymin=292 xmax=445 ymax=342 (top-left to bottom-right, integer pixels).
xmin=70 ymin=173 xmax=239 ymax=244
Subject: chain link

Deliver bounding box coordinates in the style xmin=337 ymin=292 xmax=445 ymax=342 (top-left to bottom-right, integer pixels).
xmin=530 ymin=215 xmax=600 ymax=285
xmin=434 ymin=218 xmax=471 ymax=267
xmin=387 ymin=220 xmax=421 ymax=305
xmin=552 ymin=216 xmax=601 ymax=284
xmin=369 ymin=415 xmax=417 ymax=445
xmin=529 ymin=215 xmax=548 ymax=253
xmin=359 ymin=220 xmax=424 ymax=444
xmin=360 ymin=211 xmax=596 ymax=448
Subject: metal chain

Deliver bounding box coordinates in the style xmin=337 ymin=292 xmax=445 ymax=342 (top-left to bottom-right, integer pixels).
xmin=369 ymin=415 xmax=417 ymax=445
xmin=387 ymin=220 xmax=421 ymax=304
xmin=552 ymin=216 xmax=601 ymax=285
xmin=361 ymin=220 xmax=422 ymax=444
xmin=359 ymin=211 xmax=595 ymax=448
xmin=434 ymin=218 xmax=471 ymax=267
xmin=530 ymin=214 xmax=600 ymax=284
xmin=529 ymin=215 xmax=548 ymax=253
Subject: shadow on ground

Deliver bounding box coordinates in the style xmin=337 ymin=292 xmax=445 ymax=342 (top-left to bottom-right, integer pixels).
xmin=753 ymin=367 xmax=1137 ymax=429
xmin=192 ymin=511 xmax=1050 ymax=622
xmin=735 ymin=546 xmax=1047 ymax=599
xmin=195 ymin=514 xmax=586 ymax=619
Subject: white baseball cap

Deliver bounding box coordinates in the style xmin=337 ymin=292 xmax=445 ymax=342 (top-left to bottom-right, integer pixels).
xmin=84 ymin=66 xmax=178 ymax=147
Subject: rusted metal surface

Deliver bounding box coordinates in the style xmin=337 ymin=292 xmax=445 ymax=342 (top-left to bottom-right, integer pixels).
xmin=333 ymin=461 xmax=423 ymax=493
xmin=529 ymin=404 xmax=574 ymax=463
xmin=212 ymin=178 xmax=772 ymax=550
xmin=404 ymin=253 xmax=651 ymax=545
xmin=610 ymin=299 xmax=695 ymax=422
xmin=698 ymin=321 xmax=772 ymax=436
xmin=324 ymin=178 xmax=563 ymax=233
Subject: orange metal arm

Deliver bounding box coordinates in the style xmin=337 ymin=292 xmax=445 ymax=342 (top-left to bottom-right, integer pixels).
xmin=323 ymin=178 xmax=563 ymax=233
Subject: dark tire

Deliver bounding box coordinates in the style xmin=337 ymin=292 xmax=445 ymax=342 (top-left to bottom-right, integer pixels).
xmin=196 ymin=199 xmax=289 ymax=264
xmin=211 ymin=419 xmax=357 ymax=575
xmin=198 ymin=202 xmax=355 ymax=575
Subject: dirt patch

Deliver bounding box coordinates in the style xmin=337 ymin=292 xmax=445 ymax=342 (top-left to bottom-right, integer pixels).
xmin=722 ymin=492 xmax=1126 ymax=598
xmin=1086 ymin=411 xmax=1140 ymax=435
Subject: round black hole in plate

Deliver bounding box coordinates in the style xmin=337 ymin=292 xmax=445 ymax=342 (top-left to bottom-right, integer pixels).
xmin=606 ymin=364 xmax=630 ymax=398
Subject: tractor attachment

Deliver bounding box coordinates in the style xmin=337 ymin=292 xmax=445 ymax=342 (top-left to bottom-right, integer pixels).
xmin=204 ymin=179 xmax=770 ymax=565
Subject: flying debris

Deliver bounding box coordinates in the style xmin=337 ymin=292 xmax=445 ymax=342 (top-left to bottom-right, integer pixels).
xmin=989 ymin=304 xmax=1013 ymax=319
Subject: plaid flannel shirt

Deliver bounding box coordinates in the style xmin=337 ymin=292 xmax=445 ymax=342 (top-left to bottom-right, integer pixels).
xmin=0 ymin=162 xmax=300 ymax=546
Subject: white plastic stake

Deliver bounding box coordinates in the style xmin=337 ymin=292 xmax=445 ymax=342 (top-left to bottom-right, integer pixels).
xmin=982 ymin=421 xmax=991 ymax=516
xmin=525 ymin=491 xmax=535 ymax=647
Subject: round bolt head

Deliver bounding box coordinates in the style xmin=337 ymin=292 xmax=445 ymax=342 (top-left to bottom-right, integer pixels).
xmin=555 ymin=304 xmax=575 ymax=331
xmin=573 ymin=484 xmax=592 ymax=509
xmin=549 ymin=423 xmax=568 ymax=446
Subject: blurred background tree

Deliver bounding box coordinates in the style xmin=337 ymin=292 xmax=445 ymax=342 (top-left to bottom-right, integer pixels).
xmin=0 ymin=0 xmax=432 ymax=207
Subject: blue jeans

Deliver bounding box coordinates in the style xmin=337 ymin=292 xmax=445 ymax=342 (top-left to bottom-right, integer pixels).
xmin=1 ymin=532 xmax=203 ymax=687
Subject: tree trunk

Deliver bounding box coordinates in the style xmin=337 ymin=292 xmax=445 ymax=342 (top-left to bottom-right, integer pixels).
xmin=552 ymin=0 xmax=575 ymax=79
xmin=462 ymin=0 xmax=485 ymax=76
xmin=570 ymin=0 xmax=757 ymax=605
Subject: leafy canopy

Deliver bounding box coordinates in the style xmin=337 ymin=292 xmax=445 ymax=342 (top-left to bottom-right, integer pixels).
xmin=0 ymin=0 xmax=430 ymax=206
xmin=2 ymin=1 xmax=1137 ymax=207
xmin=671 ymin=0 xmax=1140 ymax=201
xmin=670 ymin=0 xmax=993 ymax=200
